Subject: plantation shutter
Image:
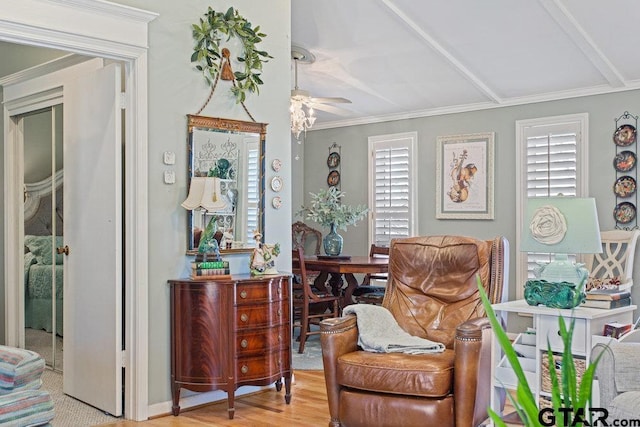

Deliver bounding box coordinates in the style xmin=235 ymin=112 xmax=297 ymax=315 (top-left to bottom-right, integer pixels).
xmin=245 ymin=146 xmax=259 ymax=242
xmin=370 ymin=137 xmax=414 ymax=246
xmin=525 ymin=123 xmax=579 ymax=277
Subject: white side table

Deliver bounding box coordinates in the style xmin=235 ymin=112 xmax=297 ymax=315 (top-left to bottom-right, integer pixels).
xmin=490 ymin=299 xmax=636 ymax=416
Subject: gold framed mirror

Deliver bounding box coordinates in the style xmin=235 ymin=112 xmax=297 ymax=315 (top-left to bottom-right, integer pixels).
xmin=186 ymin=114 xmax=266 ymax=255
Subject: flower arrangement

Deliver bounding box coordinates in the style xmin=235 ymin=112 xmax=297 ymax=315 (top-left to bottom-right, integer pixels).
xmin=297 ymin=187 xmax=368 ymax=231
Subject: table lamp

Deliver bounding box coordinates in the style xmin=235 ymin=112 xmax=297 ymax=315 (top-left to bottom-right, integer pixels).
xmin=521 ymin=197 xmax=602 ymax=307
xmin=182 ymin=177 xmax=228 ymax=255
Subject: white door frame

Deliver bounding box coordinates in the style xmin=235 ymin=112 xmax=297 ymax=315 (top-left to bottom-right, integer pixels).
xmin=0 ymin=1 xmax=157 ymax=421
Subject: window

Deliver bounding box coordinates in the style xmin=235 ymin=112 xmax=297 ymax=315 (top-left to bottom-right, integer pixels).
xmin=515 ymin=113 xmax=589 ymax=298
xmin=368 ymin=132 xmax=418 ymax=247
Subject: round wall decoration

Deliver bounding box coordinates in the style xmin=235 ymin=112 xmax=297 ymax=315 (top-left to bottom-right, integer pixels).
xmin=191 ymin=7 xmax=272 ymax=103
xmin=270 ymin=176 xmax=283 ymax=192
xmin=327 ymin=152 xmax=341 ymax=169
xmin=614 ymin=176 xmax=637 ymax=198
xmin=613 ymin=124 xmax=637 ymax=146
xmin=614 ymin=202 xmax=636 ymax=224
xmin=614 ymin=150 xmax=637 ymax=172
xmin=271 ymin=158 xmax=282 ymax=172
xmin=327 ymin=170 xmax=340 ymax=187
xmin=272 ymin=196 xmax=282 ymax=209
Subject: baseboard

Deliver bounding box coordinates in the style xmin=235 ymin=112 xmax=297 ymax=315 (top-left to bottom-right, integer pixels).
xmin=146 ymin=373 xmax=297 ymax=419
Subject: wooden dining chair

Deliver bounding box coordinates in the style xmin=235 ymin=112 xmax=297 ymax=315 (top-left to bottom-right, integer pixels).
xmin=291 ymin=247 xmax=340 ymax=354
xmin=292 ymin=221 xmax=322 ymax=255
xmin=352 ymin=244 xmax=389 ymax=305
xmin=292 ymin=221 xmax=324 ymax=286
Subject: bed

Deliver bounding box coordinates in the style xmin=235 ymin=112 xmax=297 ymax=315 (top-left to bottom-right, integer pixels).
xmin=24 ymin=236 xmax=63 ymax=337
xmin=23 ymin=170 xmax=64 ymax=337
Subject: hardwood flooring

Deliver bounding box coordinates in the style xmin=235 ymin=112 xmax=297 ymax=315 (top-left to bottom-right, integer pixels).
xmin=98 ymin=370 xmax=518 ymax=426
xmin=99 ymin=370 xmax=329 ymax=427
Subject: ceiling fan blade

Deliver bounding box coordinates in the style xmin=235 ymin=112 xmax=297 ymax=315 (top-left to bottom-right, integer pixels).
xmin=310 ymin=96 xmax=351 ymax=104
xmin=309 ymin=103 xmax=351 ymax=116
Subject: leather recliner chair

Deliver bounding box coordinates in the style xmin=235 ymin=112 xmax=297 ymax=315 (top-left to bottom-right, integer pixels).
xmin=320 ymin=235 xmax=509 ymax=427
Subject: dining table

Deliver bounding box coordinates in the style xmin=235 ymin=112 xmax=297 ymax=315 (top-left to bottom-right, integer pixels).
xmin=303 ymin=255 xmax=389 ymax=308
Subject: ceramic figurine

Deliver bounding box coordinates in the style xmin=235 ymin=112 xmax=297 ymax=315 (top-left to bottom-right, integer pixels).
xmin=250 ymin=230 xmax=280 ymax=275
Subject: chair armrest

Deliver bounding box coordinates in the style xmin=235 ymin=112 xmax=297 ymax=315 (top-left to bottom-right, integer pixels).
xmin=320 ymin=315 xmax=359 ymax=427
xmin=454 ymin=317 xmax=496 ymax=427
xmin=593 ymin=342 xmax=640 ymax=410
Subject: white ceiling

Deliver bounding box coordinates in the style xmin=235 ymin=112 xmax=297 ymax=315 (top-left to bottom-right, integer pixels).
xmin=291 ymin=0 xmax=640 ymax=129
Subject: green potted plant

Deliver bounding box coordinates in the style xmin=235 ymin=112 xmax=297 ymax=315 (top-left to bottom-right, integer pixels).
xmin=297 ymin=187 xmax=368 ymax=256
xmin=478 ymin=276 xmax=602 ymax=427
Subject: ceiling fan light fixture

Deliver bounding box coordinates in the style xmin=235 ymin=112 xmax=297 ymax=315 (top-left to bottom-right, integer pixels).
xmin=290 ymin=45 xmax=318 ymax=139
xmin=290 ymin=99 xmax=315 ymax=139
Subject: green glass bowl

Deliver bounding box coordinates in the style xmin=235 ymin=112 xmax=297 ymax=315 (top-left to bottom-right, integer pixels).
xmin=524 ymin=280 xmax=585 ymax=309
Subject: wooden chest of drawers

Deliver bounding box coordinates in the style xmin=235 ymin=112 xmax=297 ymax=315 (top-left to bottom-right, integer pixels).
xmin=169 ymin=274 xmax=291 ymax=419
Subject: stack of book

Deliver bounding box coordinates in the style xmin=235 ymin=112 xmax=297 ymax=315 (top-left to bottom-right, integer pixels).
xmin=582 ymin=288 xmax=632 ymax=309
xmin=191 ymin=253 xmax=230 ymax=279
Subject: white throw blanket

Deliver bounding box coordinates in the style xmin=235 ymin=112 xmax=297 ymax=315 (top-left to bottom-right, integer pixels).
xmin=343 ymin=304 xmax=445 ymax=354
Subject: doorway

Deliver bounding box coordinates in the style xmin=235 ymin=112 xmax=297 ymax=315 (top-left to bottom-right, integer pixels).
xmin=0 ymin=1 xmax=156 ymax=420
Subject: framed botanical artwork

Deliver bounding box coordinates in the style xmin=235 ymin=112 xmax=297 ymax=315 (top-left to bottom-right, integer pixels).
xmin=436 ymin=132 xmax=495 ymax=219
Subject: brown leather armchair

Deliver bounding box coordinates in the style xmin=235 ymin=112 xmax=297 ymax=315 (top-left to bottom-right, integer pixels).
xmin=320 ymin=235 xmax=509 ymax=427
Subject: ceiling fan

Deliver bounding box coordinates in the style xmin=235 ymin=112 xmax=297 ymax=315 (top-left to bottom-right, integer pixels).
xmin=290 ymin=45 xmax=351 ymax=138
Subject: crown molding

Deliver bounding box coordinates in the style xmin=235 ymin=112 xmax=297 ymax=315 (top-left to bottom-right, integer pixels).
xmin=312 ymin=83 xmax=640 ymax=130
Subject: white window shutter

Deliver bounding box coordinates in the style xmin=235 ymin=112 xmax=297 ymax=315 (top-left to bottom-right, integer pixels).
xmin=516 ymin=114 xmax=589 ymax=297
xmin=368 ymin=132 xmax=417 ymax=247
xmin=245 ymin=147 xmax=259 ymax=242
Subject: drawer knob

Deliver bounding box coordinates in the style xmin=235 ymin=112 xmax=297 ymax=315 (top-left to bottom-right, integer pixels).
xmin=278 ymin=335 xmax=282 ymax=342
xmin=241 ymin=365 xmax=249 ymax=374
xmin=276 ymin=359 xmax=281 ymax=367
xmin=241 ymin=339 xmax=248 ymax=348
xmin=240 ymin=313 xmax=249 ymax=322
xmin=240 ymin=290 xmax=247 ymax=299
xmin=277 ymin=309 xmax=282 ymax=316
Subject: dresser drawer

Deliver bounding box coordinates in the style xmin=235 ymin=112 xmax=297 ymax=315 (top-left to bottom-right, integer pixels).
xmin=236 ymin=327 xmax=289 ymax=355
xmin=236 ymin=352 xmax=288 ymax=381
xmin=236 ymin=300 xmax=289 ymax=329
xmin=538 ymin=315 xmax=586 ymax=354
xmin=235 ymin=278 xmax=288 ymax=304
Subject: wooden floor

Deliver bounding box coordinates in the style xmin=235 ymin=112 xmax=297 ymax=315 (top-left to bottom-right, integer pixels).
xmin=99 ymin=371 xmax=329 ymax=427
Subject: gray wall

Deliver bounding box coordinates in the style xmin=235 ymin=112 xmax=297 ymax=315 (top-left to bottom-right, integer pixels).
xmin=112 ymin=0 xmax=292 ymax=406
xmin=1 ymin=0 xmax=292 ymax=408
xmin=298 ymin=90 xmax=640 ymax=332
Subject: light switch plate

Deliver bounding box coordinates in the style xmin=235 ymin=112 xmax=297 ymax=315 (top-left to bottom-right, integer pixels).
xmin=164 ymin=170 xmax=175 ymax=184
xmin=163 ymin=151 xmax=176 ymax=165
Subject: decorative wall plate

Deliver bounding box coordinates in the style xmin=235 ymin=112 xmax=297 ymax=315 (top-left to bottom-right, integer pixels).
xmin=614 ymin=175 xmax=636 ymax=198
xmin=614 ymin=151 xmax=637 ymax=172
xmin=271 ymin=158 xmax=282 ymax=172
xmin=614 ymin=202 xmax=636 ymax=224
xmin=327 ymin=152 xmax=341 ymax=169
xmin=270 ymin=175 xmax=283 ymax=192
xmin=327 ymin=170 xmax=340 ymax=187
xmin=614 ymin=124 xmax=637 ymax=146
xmin=272 ymin=196 xmax=282 ymax=209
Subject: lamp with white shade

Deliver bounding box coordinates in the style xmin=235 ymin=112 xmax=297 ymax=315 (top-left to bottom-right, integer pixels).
xmin=182 ymin=176 xmax=229 ymax=255
xmin=522 ymin=197 xmax=602 ymax=286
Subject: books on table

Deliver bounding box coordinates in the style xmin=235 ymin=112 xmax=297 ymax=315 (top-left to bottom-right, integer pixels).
xmin=585 ymin=288 xmax=631 ymax=301
xmin=582 ymin=297 xmax=632 ymax=309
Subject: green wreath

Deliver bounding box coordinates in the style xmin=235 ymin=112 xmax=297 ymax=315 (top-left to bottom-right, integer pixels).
xmin=191 ymin=7 xmax=272 ymax=103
